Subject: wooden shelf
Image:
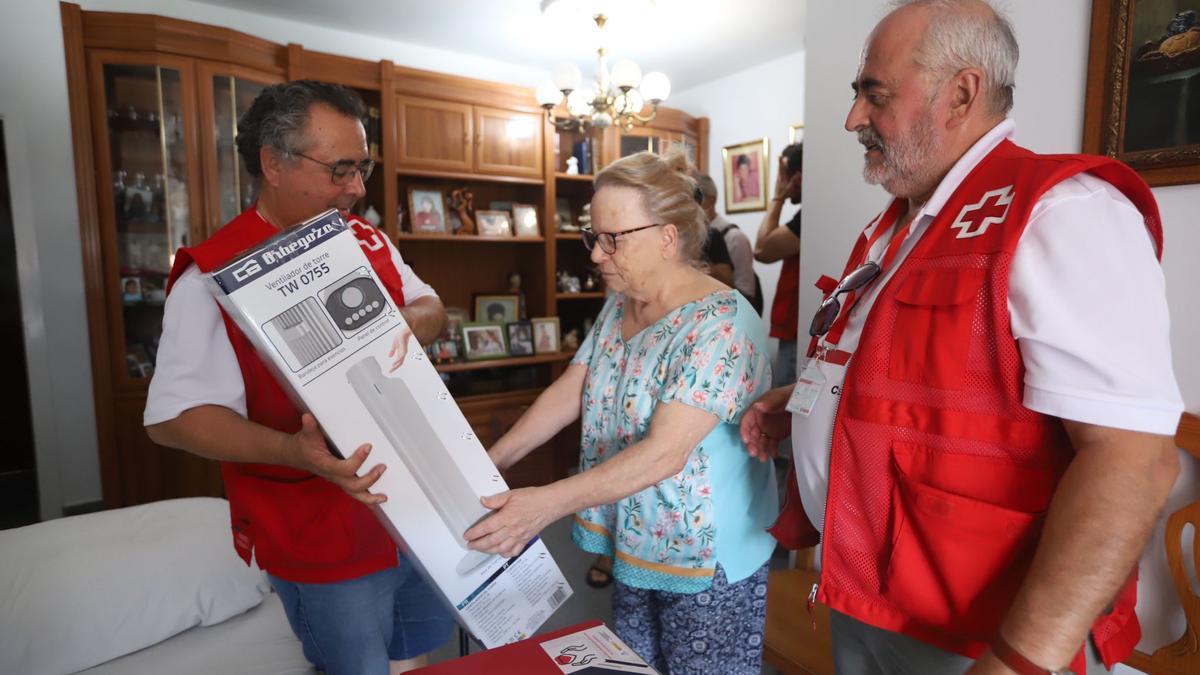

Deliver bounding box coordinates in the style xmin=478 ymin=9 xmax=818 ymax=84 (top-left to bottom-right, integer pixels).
xmin=396 ymin=167 xmax=544 ymax=186
xmin=434 ymin=352 xmax=572 ymax=373
xmin=396 ymin=233 xmax=545 ymax=244
xmin=556 ymin=291 xmax=606 ymax=300
xmin=555 ymin=232 xmax=584 ymax=240
xmin=554 ymin=172 xmax=594 ymax=182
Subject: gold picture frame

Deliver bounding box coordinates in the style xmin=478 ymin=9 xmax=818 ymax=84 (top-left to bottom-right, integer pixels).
xmin=788 ymin=123 xmax=805 ymax=145
xmin=722 ymin=138 xmax=770 ymax=213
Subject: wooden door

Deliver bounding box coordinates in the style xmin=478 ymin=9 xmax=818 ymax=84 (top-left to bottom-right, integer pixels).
xmin=196 ymin=61 xmax=283 ymax=237
xmin=395 ymin=95 xmax=473 ymax=173
xmin=474 ymin=106 xmax=543 ymax=178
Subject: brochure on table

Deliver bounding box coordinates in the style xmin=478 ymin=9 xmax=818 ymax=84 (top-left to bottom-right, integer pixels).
xmin=208 ymin=209 xmax=572 ymax=647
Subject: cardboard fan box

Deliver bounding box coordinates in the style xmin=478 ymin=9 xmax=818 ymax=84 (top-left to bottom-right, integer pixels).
xmin=207 ymin=209 xmax=572 ymax=647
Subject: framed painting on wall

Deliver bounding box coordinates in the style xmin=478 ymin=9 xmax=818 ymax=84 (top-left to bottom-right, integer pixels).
xmin=1083 ymin=1 xmax=1200 ymax=186
xmin=721 ymin=138 xmax=770 ymax=213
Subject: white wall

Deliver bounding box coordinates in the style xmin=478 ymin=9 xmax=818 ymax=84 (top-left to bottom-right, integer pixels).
xmin=0 ymin=0 xmax=549 ymax=516
xmin=671 ymin=50 xmax=806 ymax=348
xmin=804 ymin=0 xmax=1200 ymax=661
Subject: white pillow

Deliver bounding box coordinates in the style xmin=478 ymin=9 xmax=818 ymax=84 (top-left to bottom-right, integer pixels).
xmin=0 ymin=497 xmax=270 ymax=675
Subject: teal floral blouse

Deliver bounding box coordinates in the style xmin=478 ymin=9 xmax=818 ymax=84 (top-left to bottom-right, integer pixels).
xmin=569 ymin=290 xmax=777 ymax=593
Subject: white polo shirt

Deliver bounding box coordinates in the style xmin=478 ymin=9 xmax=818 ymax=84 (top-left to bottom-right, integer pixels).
xmin=792 ymin=120 xmax=1184 ymax=532
xmin=144 ymin=236 xmax=437 ymax=425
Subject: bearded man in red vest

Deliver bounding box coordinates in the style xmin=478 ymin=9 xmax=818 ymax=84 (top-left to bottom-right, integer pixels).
xmin=145 ymin=80 xmax=451 ymax=674
xmin=741 ymin=2 xmax=1184 ymax=674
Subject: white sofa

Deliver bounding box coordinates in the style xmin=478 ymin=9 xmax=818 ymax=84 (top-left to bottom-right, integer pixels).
xmin=0 ymin=497 xmax=315 ymax=675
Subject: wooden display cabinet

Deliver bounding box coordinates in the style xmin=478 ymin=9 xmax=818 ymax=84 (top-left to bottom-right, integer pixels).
xmin=396 ymin=96 xmax=543 ymax=180
xmin=62 ymin=2 xmax=707 ymax=508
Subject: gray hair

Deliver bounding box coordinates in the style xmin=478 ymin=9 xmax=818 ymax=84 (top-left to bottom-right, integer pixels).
xmin=695 ymin=174 xmax=719 ymax=202
xmin=235 ymin=80 xmax=366 ymax=176
xmin=888 ymin=0 xmax=1018 ymax=116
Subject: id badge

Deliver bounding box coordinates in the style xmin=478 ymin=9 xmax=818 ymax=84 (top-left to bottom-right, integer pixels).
xmin=786 ymin=358 xmax=826 ymax=417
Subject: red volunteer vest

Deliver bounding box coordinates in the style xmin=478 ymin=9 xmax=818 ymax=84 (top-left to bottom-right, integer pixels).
xmin=771 ymin=140 xmax=1162 ymax=670
xmin=770 ymin=255 xmax=801 ymax=341
xmin=167 ymin=206 xmax=408 ymax=583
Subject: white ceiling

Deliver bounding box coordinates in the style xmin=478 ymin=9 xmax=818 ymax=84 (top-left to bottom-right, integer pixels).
xmin=192 ymin=0 xmax=807 ymax=94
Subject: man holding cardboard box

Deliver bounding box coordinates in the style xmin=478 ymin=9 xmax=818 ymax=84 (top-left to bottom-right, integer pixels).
xmin=145 ymin=80 xmax=450 ymax=675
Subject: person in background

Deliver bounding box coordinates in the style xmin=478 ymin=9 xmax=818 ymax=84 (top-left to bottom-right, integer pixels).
xmin=467 ymin=150 xmax=776 ymax=674
xmin=754 ymin=143 xmax=804 ymax=387
xmin=145 ymin=80 xmax=451 ymax=675
xmin=697 ymin=173 xmax=762 ymax=314
xmin=742 ymin=2 xmax=1182 ymax=673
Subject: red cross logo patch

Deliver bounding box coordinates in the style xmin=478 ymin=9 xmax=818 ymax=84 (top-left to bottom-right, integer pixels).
xmin=950 ymin=185 xmax=1014 ymax=239
xmin=350 ymin=219 xmax=386 ymax=252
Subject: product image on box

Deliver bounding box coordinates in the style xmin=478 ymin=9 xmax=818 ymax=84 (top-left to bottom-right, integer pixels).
xmin=263 ymin=297 xmax=344 ymax=372
xmin=319 ymin=266 xmax=389 ymax=334
xmin=346 ymin=355 xmax=497 ymax=576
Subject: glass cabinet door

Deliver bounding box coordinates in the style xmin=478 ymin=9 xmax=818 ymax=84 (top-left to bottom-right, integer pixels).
xmin=202 ymin=66 xmax=279 ymax=230
xmin=90 ymin=54 xmax=201 ymax=385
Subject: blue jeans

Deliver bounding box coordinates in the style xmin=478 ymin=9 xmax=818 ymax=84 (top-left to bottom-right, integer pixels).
xmin=269 ymin=554 xmax=454 ymax=675
xmin=773 ymin=340 xmax=799 ymax=388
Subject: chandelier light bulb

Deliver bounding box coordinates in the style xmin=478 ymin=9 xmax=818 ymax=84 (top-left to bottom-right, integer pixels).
xmin=617 ymin=89 xmax=645 ymax=114
xmin=566 ymin=87 xmax=595 ymax=117
xmin=552 ymin=63 xmax=583 ymax=93
xmin=536 ymin=80 xmax=564 ymax=107
xmin=611 ymin=59 xmax=642 ymax=90
xmin=639 ymin=71 xmax=671 ymax=104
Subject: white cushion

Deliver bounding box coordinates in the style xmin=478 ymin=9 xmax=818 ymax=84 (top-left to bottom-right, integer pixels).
xmin=0 ymin=497 xmax=270 ymax=675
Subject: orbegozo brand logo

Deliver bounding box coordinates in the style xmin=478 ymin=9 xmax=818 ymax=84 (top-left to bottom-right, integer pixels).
xmin=214 ymin=210 xmax=346 ymax=292
xmin=261 ymin=221 xmax=339 ymax=265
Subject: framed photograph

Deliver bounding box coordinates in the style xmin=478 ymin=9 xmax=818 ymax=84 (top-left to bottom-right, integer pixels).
xmin=788 ymin=122 xmax=805 ymax=145
xmin=721 ymin=138 xmax=770 ymax=213
xmin=1084 ymin=2 xmax=1200 ymax=186
xmin=473 ymin=294 xmax=520 ymax=323
xmin=406 ymin=186 xmax=448 ymax=233
xmin=512 ymin=204 xmax=540 ymax=237
xmin=506 ymin=321 xmax=534 ymax=356
xmin=120 ymin=276 xmax=142 ymax=304
xmin=462 ymin=323 xmax=508 ymax=361
xmin=476 ymin=210 xmax=513 ymax=237
xmin=427 ymin=338 xmax=460 ymax=364
xmin=531 ymin=317 xmax=561 ymax=354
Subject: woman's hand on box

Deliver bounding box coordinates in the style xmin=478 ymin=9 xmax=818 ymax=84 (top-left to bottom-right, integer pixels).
xmin=285 ymin=413 xmax=387 ymax=505
xmin=463 ymin=487 xmax=564 ymax=558
xmin=387 ymin=327 xmax=413 ymax=373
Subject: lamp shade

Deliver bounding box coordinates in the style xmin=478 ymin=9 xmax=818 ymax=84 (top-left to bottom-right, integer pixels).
xmin=639 ymin=71 xmax=671 ymax=103
xmin=552 ymin=63 xmax=583 ymax=92
xmin=615 ymin=90 xmax=644 ymax=114
xmin=566 ymin=87 xmax=595 ymax=117
xmin=610 ymin=59 xmax=642 ymax=90
xmin=536 ymin=81 xmax=564 ymax=107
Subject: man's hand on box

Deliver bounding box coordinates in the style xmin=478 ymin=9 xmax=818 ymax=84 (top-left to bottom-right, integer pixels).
xmin=463 ymin=487 xmax=563 ymax=558
xmin=739 ymin=384 xmax=795 ymax=462
xmin=387 ymin=327 xmax=413 ymax=373
xmin=287 ymin=413 xmax=387 ymax=505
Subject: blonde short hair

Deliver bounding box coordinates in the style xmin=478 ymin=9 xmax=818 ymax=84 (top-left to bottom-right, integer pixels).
xmin=594 ymin=150 xmax=708 ymax=265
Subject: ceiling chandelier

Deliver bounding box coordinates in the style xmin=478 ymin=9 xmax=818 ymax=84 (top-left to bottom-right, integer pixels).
xmin=535 ymin=2 xmax=671 ymax=133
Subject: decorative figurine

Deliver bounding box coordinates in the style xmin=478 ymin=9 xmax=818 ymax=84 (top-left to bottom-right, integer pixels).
xmin=563 ymin=328 xmax=581 ymax=351
xmin=508 ymin=271 xmax=527 ymax=319
xmin=566 ymin=156 xmax=580 ymax=175
xmin=363 ymin=204 xmax=382 ymax=227
xmin=448 ymin=187 xmax=476 ymax=235
xmin=578 ymin=203 xmax=592 ymax=229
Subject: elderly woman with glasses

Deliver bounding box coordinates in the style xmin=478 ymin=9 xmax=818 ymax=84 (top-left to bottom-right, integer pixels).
xmin=464 ymin=150 xmax=777 ymax=674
